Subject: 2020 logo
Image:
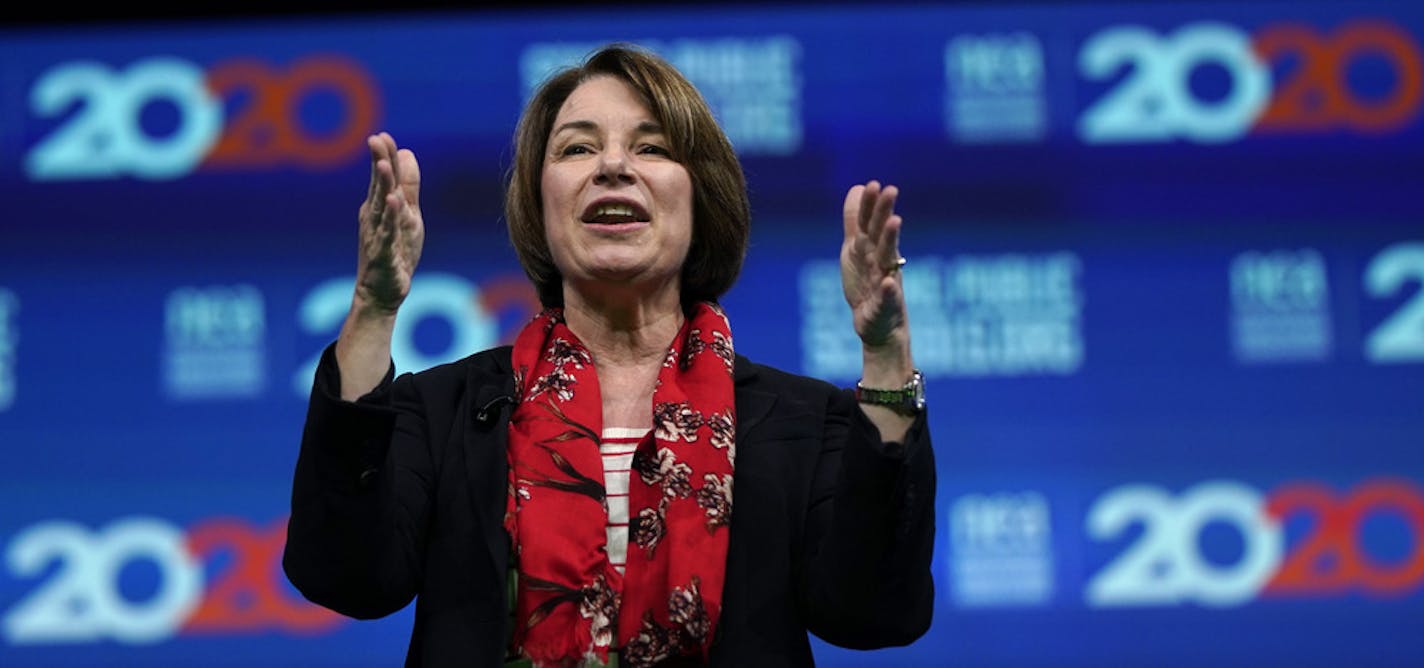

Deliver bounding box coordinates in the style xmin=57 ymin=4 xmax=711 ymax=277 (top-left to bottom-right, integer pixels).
xmin=291 ymin=272 xmax=541 ymax=397
xmin=1086 ymin=477 xmax=1424 ymax=607
xmin=24 ymin=54 xmax=380 ymax=181
xmin=1078 ymin=19 xmax=1423 ymax=143
xmin=1365 ymin=241 xmax=1424 ymax=363
xmin=2 ymin=515 xmax=342 ymax=645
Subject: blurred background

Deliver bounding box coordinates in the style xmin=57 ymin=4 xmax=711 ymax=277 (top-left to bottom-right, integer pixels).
xmin=2 ymin=1 xmax=1422 ymax=665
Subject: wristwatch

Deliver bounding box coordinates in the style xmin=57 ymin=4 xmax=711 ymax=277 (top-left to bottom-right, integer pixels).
xmin=855 ymin=369 xmax=926 ymax=416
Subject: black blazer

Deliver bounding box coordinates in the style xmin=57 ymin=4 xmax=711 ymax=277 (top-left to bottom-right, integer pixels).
xmin=284 ymin=342 xmax=935 ymax=666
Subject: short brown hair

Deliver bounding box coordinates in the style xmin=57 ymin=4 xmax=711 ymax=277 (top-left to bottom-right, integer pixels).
xmin=504 ymin=43 xmax=751 ymax=308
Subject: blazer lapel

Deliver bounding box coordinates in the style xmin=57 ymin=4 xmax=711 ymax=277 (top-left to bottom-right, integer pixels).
xmin=733 ymin=354 xmax=777 ymax=443
xmin=463 ymin=349 xmax=517 ymax=585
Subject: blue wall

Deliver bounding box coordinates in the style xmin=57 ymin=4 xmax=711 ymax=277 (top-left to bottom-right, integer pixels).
xmin=2 ymin=2 xmax=1422 ymax=665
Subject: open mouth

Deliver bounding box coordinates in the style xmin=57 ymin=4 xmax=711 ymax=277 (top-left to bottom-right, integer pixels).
xmin=581 ymin=200 xmax=651 ymax=225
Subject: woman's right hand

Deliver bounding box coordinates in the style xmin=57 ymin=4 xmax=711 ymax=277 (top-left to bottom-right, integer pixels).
xmin=335 ymin=133 xmax=424 ymax=400
xmin=354 ymin=132 xmax=424 ymax=315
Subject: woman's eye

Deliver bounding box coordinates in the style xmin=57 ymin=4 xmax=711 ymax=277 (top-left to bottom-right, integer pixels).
xmin=561 ymin=144 xmax=591 ymax=156
xmin=638 ymin=144 xmax=670 ymax=156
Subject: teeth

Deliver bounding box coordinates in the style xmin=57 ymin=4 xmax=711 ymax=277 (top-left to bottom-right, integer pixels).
xmin=596 ymin=204 xmax=636 ymax=218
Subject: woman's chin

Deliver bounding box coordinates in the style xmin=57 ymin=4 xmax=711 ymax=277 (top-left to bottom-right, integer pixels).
xmin=568 ymin=264 xmax=678 ymax=295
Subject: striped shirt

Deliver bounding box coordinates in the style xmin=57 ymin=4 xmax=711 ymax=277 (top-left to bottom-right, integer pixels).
xmin=601 ymin=427 xmax=649 ymax=574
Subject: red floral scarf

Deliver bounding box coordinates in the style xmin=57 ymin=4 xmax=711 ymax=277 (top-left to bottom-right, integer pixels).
xmin=504 ymin=302 xmax=736 ymax=667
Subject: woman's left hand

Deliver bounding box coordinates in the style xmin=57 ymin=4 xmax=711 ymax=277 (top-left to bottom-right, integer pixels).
xmin=840 ymin=180 xmax=909 ymax=351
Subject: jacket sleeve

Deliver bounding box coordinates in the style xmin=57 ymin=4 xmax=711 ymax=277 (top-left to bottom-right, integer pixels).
xmin=282 ymin=341 xmax=434 ymax=620
xmin=802 ymin=387 xmax=936 ymax=649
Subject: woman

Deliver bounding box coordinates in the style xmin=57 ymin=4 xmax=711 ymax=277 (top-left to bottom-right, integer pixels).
xmin=283 ymin=44 xmax=934 ymax=667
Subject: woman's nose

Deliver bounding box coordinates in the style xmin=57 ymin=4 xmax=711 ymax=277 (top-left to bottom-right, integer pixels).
xmin=594 ymin=146 xmax=633 ymax=185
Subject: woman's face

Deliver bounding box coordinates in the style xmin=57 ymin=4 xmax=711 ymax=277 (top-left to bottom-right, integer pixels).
xmin=541 ymin=75 xmax=694 ymax=300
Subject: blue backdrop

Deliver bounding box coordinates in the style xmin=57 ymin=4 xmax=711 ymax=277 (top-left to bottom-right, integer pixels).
xmin=2 ymin=2 xmax=1423 ymax=666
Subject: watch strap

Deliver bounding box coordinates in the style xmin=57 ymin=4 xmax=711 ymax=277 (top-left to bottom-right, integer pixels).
xmin=854 ymin=369 xmax=925 ymax=415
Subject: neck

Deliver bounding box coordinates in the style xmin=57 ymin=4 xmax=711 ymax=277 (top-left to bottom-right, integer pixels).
xmin=561 ymin=282 xmax=685 ymax=368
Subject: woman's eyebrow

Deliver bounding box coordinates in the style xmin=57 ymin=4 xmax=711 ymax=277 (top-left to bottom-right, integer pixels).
xmin=552 ymin=120 xmax=598 ymax=136
xmin=551 ymin=120 xmax=664 ymax=136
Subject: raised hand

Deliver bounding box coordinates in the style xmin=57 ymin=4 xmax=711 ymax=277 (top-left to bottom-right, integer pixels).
xmin=840 ymin=180 xmax=908 ymax=350
xmin=335 ymin=132 xmax=425 ymax=399
xmin=354 ymin=132 xmax=424 ymax=314
xmin=841 ymin=180 xmax=916 ymax=438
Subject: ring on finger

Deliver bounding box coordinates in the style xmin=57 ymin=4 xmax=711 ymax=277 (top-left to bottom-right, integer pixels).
xmin=885 ymin=256 xmax=907 ymax=273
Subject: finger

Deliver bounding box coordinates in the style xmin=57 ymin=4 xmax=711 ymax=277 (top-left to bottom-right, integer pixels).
xmin=390 ymin=190 xmax=420 ymax=239
xmin=384 ymin=191 xmax=404 ymax=232
xmin=880 ymin=273 xmax=903 ymax=302
xmin=381 ymin=133 xmax=401 ymax=183
xmin=369 ymin=133 xmax=398 ymax=189
xmin=858 ymin=180 xmax=880 ymax=234
xmin=878 ymin=214 xmax=903 ymax=274
xmin=397 ymin=148 xmax=421 ymax=209
xmin=366 ymin=134 xmax=382 ymax=197
xmin=369 ymin=159 xmax=395 ymax=226
xmin=866 ymin=184 xmax=898 ymax=241
xmin=842 ymin=185 xmax=865 ymax=241
xmin=878 ymin=274 xmax=905 ymax=321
